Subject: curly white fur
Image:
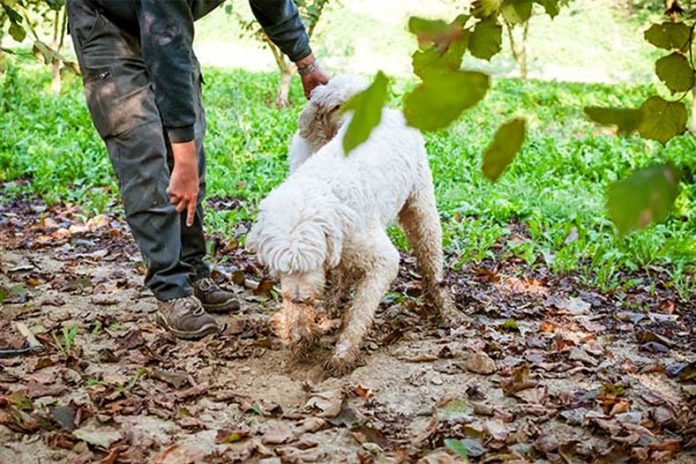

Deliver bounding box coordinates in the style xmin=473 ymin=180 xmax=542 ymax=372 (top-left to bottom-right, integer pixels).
xmin=247 ymin=75 xmax=449 ymax=374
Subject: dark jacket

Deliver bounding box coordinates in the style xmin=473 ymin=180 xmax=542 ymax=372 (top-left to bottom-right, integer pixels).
xmin=93 ymin=0 xmax=311 ymax=142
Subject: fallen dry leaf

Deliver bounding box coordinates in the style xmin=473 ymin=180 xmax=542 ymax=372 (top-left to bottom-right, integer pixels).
xmin=261 ymin=422 xmax=294 ymax=445
xmin=215 ymin=428 xmax=250 ymax=444
xmin=72 ymin=424 xmax=122 ymax=448
xmin=305 ymin=389 xmax=344 ymax=418
xmin=547 ymin=295 xmax=591 ymax=315
xmin=153 ymin=444 xmax=206 ymax=464
xmin=502 ymin=363 xmax=537 ymax=396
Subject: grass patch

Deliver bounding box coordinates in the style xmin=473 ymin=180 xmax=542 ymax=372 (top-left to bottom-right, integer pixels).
xmin=0 ymin=64 xmax=694 ymax=299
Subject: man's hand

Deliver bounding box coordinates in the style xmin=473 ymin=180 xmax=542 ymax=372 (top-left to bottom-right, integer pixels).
xmin=296 ymin=53 xmax=330 ymax=98
xmin=167 ymin=141 xmax=199 ymax=227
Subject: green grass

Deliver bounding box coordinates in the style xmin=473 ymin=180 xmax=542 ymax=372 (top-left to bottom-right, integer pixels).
xmin=0 ymin=63 xmax=694 ymax=300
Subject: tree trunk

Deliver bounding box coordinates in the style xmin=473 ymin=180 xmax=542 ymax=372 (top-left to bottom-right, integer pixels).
xmin=264 ymin=37 xmax=297 ymax=108
xmin=277 ymin=64 xmax=296 ymax=109
xmin=51 ymin=60 xmax=61 ymax=93
xmin=49 ymin=9 xmax=62 ymax=94
xmin=505 ymin=20 xmax=529 ymax=81
xmin=519 ymin=20 xmax=529 ymax=81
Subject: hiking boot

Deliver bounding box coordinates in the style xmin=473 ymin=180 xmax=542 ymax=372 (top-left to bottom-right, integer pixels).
xmin=193 ymin=277 xmax=241 ymax=313
xmin=156 ymin=296 xmax=219 ymax=340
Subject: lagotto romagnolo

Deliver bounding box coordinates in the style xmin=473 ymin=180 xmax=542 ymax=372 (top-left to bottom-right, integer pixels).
xmin=247 ymin=76 xmax=451 ymax=375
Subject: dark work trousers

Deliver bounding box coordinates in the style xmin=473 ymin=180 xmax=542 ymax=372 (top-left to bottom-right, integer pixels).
xmin=66 ymin=1 xmax=210 ymax=301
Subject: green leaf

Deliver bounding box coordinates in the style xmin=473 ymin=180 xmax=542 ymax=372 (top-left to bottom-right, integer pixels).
xmin=655 ymin=52 xmax=694 ymax=94
xmin=9 ymin=22 xmax=26 ymax=42
xmin=534 ymin=0 xmax=560 ymax=18
xmin=408 ymin=15 xmax=469 ymax=52
xmin=469 ymin=17 xmax=502 ymax=61
xmin=412 ymin=30 xmax=470 ymax=77
xmin=444 ymin=438 xmax=469 ymax=459
xmin=608 ymin=164 xmax=681 ymax=236
xmin=341 ymin=71 xmax=390 ymax=154
xmin=501 ymin=319 xmax=520 ymax=331
xmin=2 ymin=5 xmax=23 ymax=24
xmin=584 ymin=107 xmax=643 ymax=135
xmin=472 ymin=0 xmax=503 ymax=18
xmin=482 ymin=118 xmax=526 ymax=181
xmin=408 ymin=17 xmax=449 ymax=48
xmin=638 ymin=96 xmax=687 ymax=145
xmin=501 ymin=0 xmax=533 ymax=25
xmin=404 ymin=70 xmax=490 ymax=131
xmin=644 ymin=22 xmax=691 ymax=51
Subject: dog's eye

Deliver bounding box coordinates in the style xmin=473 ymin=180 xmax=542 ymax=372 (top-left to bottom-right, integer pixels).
xmin=332 ymin=105 xmax=341 ymax=112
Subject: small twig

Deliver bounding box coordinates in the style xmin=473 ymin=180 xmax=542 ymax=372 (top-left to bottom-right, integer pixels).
xmin=15 ymin=322 xmax=42 ymax=350
xmin=0 ymin=322 xmax=44 ymax=358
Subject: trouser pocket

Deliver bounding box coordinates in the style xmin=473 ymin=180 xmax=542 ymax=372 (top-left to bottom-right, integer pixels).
xmin=83 ymin=67 xmax=159 ymax=139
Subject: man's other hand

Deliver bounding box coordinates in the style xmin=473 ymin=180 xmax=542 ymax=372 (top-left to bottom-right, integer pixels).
xmin=296 ymin=53 xmax=330 ymax=98
xmin=167 ymin=141 xmax=199 ymax=227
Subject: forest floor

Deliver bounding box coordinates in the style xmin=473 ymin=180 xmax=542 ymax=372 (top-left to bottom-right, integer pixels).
xmin=0 ymin=198 xmax=694 ymax=464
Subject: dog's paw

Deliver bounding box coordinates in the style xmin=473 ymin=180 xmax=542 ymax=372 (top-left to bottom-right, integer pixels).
xmin=289 ymin=336 xmax=319 ymax=360
xmin=323 ymin=345 xmax=362 ymax=377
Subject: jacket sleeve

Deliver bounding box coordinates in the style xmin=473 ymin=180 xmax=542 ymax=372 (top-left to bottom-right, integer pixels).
xmin=249 ymin=0 xmax=312 ymax=62
xmin=134 ymin=0 xmax=196 ymax=143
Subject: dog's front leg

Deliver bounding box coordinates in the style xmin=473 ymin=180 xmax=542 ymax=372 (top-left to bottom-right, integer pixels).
xmin=325 ymin=233 xmax=399 ymax=376
xmin=323 ymin=266 xmax=351 ymax=319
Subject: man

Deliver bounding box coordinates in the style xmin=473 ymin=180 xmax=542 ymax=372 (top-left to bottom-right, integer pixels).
xmin=66 ymin=0 xmax=329 ymax=340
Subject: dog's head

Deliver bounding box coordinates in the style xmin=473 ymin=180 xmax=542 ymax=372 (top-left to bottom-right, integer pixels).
xmin=298 ymin=75 xmax=370 ymax=151
xmin=246 ymin=186 xmax=354 ymax=351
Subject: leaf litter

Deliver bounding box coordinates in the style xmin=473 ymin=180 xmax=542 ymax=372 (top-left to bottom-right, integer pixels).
xmin=0 ymin=199 xmax=694 ymax=462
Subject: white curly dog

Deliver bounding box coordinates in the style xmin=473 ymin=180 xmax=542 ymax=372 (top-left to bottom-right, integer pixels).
xmin=247 ymin=75 xmax=449 ymax=375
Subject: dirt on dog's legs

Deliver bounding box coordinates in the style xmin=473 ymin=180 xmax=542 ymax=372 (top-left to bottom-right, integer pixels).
xmin=398 ymin=185 xmax=450 ymax=312
xmin=326 ymin=230 xmax=399 ymax=375
xmin=323 ymin=266 xmax=349 ymax=319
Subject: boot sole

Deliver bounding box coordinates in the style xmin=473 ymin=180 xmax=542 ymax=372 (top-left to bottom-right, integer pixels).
xmin=201 ymin=298 xmax=241 ymax=314
xmin=155 ymin=311 xmax=219 ymax=340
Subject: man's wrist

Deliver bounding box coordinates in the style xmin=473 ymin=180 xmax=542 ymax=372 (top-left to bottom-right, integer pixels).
xmin=172 ymin=141 xmax=197 ymax=168
xmin=295 ymin=52 xmax=315 ymax=68
xmin=296 ymin=53 xmax=319 ymax=76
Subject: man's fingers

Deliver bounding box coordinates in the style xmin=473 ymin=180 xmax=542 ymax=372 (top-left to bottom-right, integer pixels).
xmin=186 ymin=200 xmax=196 ymax=227
xmin=175 ymin=199 xmax=187 ymax=213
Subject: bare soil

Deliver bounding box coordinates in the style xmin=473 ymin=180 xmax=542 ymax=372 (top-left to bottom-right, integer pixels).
xmin=0 ymin=198 xmax=694 ymax=464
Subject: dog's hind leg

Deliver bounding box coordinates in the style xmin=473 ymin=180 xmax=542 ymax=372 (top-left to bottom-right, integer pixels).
xmin=398 ymin=184 xmax=450 ymax=313
xmin=325 ymin=230 xmax=399 ymax=376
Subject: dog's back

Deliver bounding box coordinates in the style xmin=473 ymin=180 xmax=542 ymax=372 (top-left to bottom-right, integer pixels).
xmin=285 ymin=108 xmax=431 ymax=229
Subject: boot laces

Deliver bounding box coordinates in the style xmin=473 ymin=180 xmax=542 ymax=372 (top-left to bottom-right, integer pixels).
xmin=178 ymin=296 xmax=205 ymax=317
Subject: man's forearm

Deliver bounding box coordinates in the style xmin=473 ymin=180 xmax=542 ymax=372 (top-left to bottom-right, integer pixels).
xmin=249 ymin=0 xmax=312 ymax=62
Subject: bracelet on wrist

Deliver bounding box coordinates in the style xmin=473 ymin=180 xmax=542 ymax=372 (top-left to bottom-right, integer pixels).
xmin=297 ymin=60 xmax=319 ymax=76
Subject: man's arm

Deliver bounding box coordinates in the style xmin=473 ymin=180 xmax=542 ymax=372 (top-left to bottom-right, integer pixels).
xmin=249 ymin=0 xmax=312 ymax=62
xmin=249 ymin=0 xmax=329 ymax=96
xmin=134 ymin=0 xmax=199 ymax=226
xmin=135 ymin=0 xmax=197 ymax=143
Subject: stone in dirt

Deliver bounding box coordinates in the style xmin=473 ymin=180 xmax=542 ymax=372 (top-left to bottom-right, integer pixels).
xmin=466 ymin=351 xmax=496 ymax=375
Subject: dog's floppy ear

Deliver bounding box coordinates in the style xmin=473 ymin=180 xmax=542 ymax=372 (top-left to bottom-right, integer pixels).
xmin=299 ymin=101 xmax=342 ymax=144
xmin=245 ymin=219 xmax=263 ymax=263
